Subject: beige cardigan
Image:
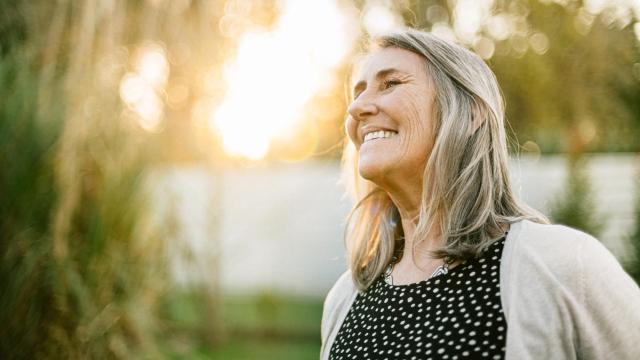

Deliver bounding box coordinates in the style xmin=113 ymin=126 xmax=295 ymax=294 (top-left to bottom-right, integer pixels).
xmin=320 ymin=219 xmax=640 ymax=359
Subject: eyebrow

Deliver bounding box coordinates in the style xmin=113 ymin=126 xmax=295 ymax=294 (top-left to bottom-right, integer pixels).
xmin=352 ymin=68 xmax=406 ymax=96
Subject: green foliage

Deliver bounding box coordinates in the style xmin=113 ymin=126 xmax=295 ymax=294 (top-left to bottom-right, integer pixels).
xmin=0 ymin=46 xmax=62 ymax=358
xmin=159 ymin=291 xmax=322 ymax=360
xmin=0 ymin=4 xmax=168 ymax=359
xmin=406 ymin=0 xmax=640 ymax=154
xmin=549 ymin=155 xmax=606 ymax=237
xmin=495 ymin=1 xmax=640 ymax=154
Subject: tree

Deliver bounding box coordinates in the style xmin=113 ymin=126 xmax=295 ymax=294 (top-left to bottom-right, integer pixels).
xmin=549 ymin=154 xmax=606 ymax=238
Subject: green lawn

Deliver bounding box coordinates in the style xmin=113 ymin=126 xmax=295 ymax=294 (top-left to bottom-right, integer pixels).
xmin=163 ymin=338 xmax=319 ymax=360
xmin=159 ymin=290 xmax=323 ymax=359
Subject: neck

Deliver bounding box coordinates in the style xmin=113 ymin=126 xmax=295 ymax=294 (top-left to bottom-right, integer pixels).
xmin=376 ymin=172 xmax=444 ymax=263
xmin=399 ymin=210 xmax=442 ymax=257
xmin=387 ymin=198 xmax=453 ymax=285
xmin=390 ymin=194 xmax=443 ymax=262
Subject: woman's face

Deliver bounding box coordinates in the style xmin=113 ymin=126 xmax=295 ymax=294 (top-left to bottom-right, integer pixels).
xmin=347 ymin=47 xmax=437 ymax=186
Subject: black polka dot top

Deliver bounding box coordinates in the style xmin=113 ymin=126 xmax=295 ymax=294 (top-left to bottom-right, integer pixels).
xmin=329 ymin=234 xmax=508 ymax=360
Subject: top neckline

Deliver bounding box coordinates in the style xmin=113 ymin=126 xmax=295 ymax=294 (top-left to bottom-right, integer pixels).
xmin=379 ymin=232 xmax=508 ymax=290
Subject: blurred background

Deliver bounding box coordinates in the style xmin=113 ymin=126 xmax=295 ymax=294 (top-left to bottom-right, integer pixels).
xmin=1 ymin=0 xmax=640 ymax=358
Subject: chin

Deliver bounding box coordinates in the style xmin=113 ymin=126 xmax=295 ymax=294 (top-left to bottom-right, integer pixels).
xmin=357 ymin=157 xmax=391 ymax=184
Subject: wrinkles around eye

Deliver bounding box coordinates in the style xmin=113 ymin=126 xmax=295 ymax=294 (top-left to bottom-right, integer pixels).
xmin=353 ymin=79 xmax=402 ymax=99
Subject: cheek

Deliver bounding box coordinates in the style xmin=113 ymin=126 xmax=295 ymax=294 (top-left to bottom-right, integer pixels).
xmin=391 ymin=94 xmax=433 ymax=151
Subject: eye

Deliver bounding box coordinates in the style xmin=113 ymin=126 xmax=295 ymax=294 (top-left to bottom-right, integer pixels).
xmin=383 ymin=78 xmax=402 ymax=90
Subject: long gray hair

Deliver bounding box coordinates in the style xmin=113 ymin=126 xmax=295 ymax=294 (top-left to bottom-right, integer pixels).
xmin=341 ymin=29 xmax=549 ymax=291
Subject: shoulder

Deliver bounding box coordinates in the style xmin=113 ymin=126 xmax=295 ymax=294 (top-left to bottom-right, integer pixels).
xmin=500 ymin=218 xmax=625 ymax=313
xmin=322 ymin=270 xmax=357 ymax=323
xmin=502 ymin=220 xmax=640 ymax=359
xmin=505 ymin=218 xmax=613 ymax=277
xmin=502 ymin=217 xmax=639 ymax=313
xmin=322 ymin=269 xmax=357 ymax=318
xmin=320 ymin=269 xmax=358 ymax=352
xmin=516 ymin=217 xmax=598 ymax=247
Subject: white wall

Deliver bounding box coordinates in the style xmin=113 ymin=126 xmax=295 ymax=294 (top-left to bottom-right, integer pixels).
xmin=155 ymin=153 xmax=640 ymax=298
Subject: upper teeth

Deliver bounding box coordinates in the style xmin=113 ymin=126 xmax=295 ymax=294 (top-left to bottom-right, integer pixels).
xmin=364 ymin=130 xmax=396 ymax=143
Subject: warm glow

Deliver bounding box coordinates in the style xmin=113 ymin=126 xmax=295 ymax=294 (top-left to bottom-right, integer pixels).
xmin=119 ymin=43 xmax=169 ymax=132
xmin=582 ymin=0 xmax=640 ymax=35
xmin=210 ymin=0 xmax=358 ymax=160
xmin=453 ymin=0 xmax=494 ymax=44
xmin=362 ymin=1 xmax=404 ymax=36
xmin=474 ymin=36 xmax=495 ymax=59
xmin=136 ymin=44 xmax=169 ymax=88
xmin=529 ymin=32 xmax=550 ymax=54
xmin=431 ymin=23 xmax=457 ymax=43
xmin=486 ymin=14 xmax=512 ymax=41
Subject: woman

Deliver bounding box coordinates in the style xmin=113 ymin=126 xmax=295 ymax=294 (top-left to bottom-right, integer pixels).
xmin=321 ymin=28 xmax=640 ymax=360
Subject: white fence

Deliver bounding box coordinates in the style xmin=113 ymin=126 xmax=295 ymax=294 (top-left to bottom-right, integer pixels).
xmin=154 ymin=153 xmax=640 ymax=298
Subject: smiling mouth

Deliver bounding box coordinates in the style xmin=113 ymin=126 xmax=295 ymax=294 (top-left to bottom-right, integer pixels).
xmin=363 ymin=130 xmax=397 ymax=143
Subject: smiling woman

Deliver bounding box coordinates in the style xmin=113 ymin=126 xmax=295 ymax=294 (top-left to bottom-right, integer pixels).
xmin=321 ymin=28 xmax=640 ymax=360
xmin=342 ymin=31 xmax=532 ymax=292
xmin=346 ymin=47 xmax=437 ymax=217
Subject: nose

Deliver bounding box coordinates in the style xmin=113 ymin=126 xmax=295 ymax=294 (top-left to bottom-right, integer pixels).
xmin=347 ymin=94 xmax=379 ymax=122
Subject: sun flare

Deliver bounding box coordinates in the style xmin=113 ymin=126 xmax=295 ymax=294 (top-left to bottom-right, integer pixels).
xmin=209 ymin=0 xmax=358 ymax=160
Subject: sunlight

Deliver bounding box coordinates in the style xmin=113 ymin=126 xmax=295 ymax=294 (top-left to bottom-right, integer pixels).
xmin=210 ymin=0 xmax=358 ymax=160
xmin=486 ymin=14 xmax=512 ymax=41
xmin=583 ymin=0 xmax=640 ymax=34
xmin=453 ymin=0 xmax=494 ymax=44
xmin=119 ymin=43 xmax=169 ymax=132
xmin=431 ymin=22 xmax=457 ymax=43
xmin=362 ymin=1 xmax=404 ymax=36
xmin=136 ymin=44 xmax=169 ymax=87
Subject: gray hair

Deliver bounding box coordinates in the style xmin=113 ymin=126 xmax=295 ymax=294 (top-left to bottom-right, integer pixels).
xmin=341 ymin=29 xmax=549 ymax=291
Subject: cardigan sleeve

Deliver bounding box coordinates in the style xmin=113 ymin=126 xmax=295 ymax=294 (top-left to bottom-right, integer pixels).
xmin=573 ymin=233 xmax=640 ymax=359
xmin=320 ymin=269 xmax=357 ymax=360
xmin=501 ymin=220 xmax=640 ymax=360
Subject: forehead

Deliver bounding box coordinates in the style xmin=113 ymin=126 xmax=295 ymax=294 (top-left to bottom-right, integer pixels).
xmin=352 ymin=47 xmax=427 ymax=82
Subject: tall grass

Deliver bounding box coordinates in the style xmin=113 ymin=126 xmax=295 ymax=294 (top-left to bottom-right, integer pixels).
xmin=0 ymin=1 xmax=219 ymax=357
xmin=0 ymin=43 xmax=64 ymax=359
